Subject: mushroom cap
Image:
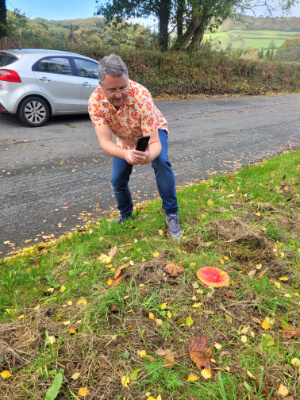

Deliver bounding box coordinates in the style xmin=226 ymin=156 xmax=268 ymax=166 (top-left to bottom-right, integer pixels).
xmin=197 ymin=266 xmax=230 ymax=287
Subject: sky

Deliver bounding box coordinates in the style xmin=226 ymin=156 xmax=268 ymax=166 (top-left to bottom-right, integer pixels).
xmin=6 ymin=0 xmax=300 ymax=21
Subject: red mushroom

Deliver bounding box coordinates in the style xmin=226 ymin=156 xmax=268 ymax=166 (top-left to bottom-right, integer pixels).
xmin=197 ymin=266 xmax=230 ymax=297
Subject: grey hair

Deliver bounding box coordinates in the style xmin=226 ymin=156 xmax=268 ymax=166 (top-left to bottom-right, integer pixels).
xmin=98 ymin=54 xmax=128 ymax=85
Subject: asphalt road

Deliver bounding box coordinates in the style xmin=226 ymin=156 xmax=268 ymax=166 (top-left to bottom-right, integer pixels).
xmin=1 ymin=93 xmax=299 ymax=257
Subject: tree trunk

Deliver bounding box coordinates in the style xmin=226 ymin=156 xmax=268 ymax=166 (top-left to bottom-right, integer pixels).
xmin=0 ymin=0 xmax=7 ymax=38
xmin=157 ymin=0 xmax=172 ymax=52
xmin=176 ymin=0 xmax=185 ymax=40
xmin=172 ymin=14 xmax=201 ymax=50
xmin=188 ymin=18 xmax=207 ymax=50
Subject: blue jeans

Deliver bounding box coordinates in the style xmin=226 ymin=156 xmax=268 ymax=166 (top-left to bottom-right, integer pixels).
xmin=111 ymin=130 xmax=178 ymax=217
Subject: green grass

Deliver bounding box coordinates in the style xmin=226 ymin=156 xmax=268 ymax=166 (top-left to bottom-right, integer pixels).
xmin=205 ymin=29 xmax=300 ymax=51
xmin=0 ymin=150 xmax=299 ymax=399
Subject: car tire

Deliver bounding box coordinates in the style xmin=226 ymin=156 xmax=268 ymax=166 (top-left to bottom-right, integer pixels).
xmin=18 ymin=97 xmax=50 ymax=127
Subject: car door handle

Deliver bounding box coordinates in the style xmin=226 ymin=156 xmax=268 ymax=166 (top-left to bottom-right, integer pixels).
xmin=81 ymin=82 xmax=91 ymax=87
xmin=39 ymin=77 xmax=50 ymax=82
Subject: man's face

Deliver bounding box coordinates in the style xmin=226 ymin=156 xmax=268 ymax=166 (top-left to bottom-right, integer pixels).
xmin=101 ymin=74 xmax=129 ymax=109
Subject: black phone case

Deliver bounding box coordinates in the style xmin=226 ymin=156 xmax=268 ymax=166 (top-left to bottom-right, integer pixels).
xmin=136 ymin=136 xmax=150 ymax=152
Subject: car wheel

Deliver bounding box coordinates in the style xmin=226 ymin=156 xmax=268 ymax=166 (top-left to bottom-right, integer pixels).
xmin=18 ymin=97 xmax=50 ymax=127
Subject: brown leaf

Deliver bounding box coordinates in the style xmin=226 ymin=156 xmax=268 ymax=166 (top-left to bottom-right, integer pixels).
xmin=189 ymin=335 xmax=212 ymax=369
xmin=225 ymin=291 xmax=236 ymax=298
xmin=114 ymin=262 xmax=130 ymax=279
xmin=111 ymin=303 xmax=120 ymax=312
xmin=251 ymin=316 xmax=262 ymax=325
xmin=255 ymin=272 xmax=264 ymax=280
xmin=225 ymin=365 xmax=244 ymax=374
xmin=155 ymin=348 xmax=175 ymax=369
xmin=280 ymin=327 xmax=300 ymax=339
xmin=108 ymin=246 xmax=117 ymax=258
xmin=163 ymin=263 xmax=185 ymax=277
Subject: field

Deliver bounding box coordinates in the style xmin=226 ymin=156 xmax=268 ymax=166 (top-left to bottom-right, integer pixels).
xmin=205 ymin=30 xmax=300 ymax=53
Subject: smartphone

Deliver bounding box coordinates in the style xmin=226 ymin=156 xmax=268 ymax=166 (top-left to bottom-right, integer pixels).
xmin=135 ymin=136 xmax=150 ymax=152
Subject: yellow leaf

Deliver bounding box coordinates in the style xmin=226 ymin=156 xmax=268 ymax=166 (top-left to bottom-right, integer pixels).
xmin=207 ymin=199 xmax=214 ymax=206
xmin=107 ymin=279 xmax=113 ymax=286
xmin=78 ymin=386 xmax=89 ymax=397
xmin=5 ymin=309 xmax=16 ymax=315
xmin=18 ymin=314 xmax=24 ymax=320
xmin=187 ymin=374 xmax=198 ymax=381
xmin=140 ymin=350 xmax=147 ymax=358
xmin=220 ymin=259 xmax=225 ymax=264
xmin=121 ymin=376 xmax=130 ymax=388
xmin=77 ymin=299 xmax=87 ymax=305
xmin=293 ymin=293 xmax=299 ymax=297
xmin=223 ymin=256 xmax=229 ymax=260
xmin=68 ymin=329 xmax=76 ymax=335
xmin=158 ymin=230 xmax=163 ymax=236
xmin=247 ymin=371 xmax=255 ymax=379
xmin=63 ymin=320 xmax=70 ymax=326
xmin=60 ymin=286 xmax=66 ymax=293
xmin=214 ymin=343 xmax=222 ymax=350
xmin=277 ymin=383 xmax=289 ymax=396
xmin=256 ymin=263 xmax=262 ymax=269
xmin=67 ymin=301 xmax=73 ymax=306
xmin=142 ymin=257 xmax=146 ymax=262
xmin=161 ymin=303 xmax=167 ymax=310
xmin=279 ymin=277 xmax=289 ymax=281
xmin=186 ymin=316 xmax=193 ymax=326
xmin=149 ymin=312 xmax=155 ymax=320
xmin=98 ymin=254 xmax=112 ymax=264
xmin=0 ymin=370 xmax=12 ymax=379
xmin=262 ymin=320 xmax=270 ymax=330
xmin=192 ymin=302 xmax=203 ymax=308
xmin=72 ymin=372 xmax=80 ymax=380
xmin=241 ymin=335 xmax=247 ymax=343
xmin=201 ymin=368 xmax=211 ymax=379
xmin=47 ymin=336 xmax=55 ymax=345
xmin=153 ymin=251 xmax=159 ymax=257
xmin=267 ymin=340 xmax=275 ymax=346
xmin=167 ymin=311 xmax=172 ymax=319
xmin=190 ymin=262 xmax=196 ymax=267
xmin=291 ymin=358 xmax=300 ymax=367
xmin=156 ymin=319 xmax=163 ymax=326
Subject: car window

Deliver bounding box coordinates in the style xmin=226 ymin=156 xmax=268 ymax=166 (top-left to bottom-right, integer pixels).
xmin=0 ymin=52 xmax=18 ymax=67
xmin=35 ymin=57 xmax=72 ymax=75
xmin=73 ymin=58 xmax=98 ymax=79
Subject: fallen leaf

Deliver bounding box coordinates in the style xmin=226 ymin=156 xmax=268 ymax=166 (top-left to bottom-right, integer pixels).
xmin=186 ymin=316 xmax=193 ymax=326
xmin=225 ymin=291 xmax=236 ymax=298
xmin=0 ymin=370 xmax=12 ymax=379
xmin=140 ymin=350 xmax=147 ymax=358
xmin=109 ymin=276 xmax=124 ymax=287
xmin=201 ymin=368 xmax=211 ymax=379
xmin=98 ymin=254 xmax=112 ymax=264
xmin=192 ymin=302 xmax=203 ymax=308
xmin=161 ymin=302 xmax=167 ymax=310
xmin=277 ymin=383 xmax=289 ymax=396
xmin=156 ymin=319 xmax=163 ymax=326
xmin=78 ymin=387 xmax=89 ymax=397
xmin=114 ymin=263 xmax=130 ymax=279
xmin=163 ymin=263 xmax=184 ymax=277
xmin=109 ymin=246 xmax=118 ymax=257
xmin=167 ymin=311 xmax=172 ymax=319
xmin=121 ymin=376 xmax=130 ymax=388
xmin=149 ymin=312 xmax=155 ymax=320
xmin=252 ymin=316 xmax=262 ymax=325
xmin=225 ymin=315 xmax=233 ymax=323
xmin=225 ymin=365 xmax=244 ymax=373
xmin=60 ymin=286 xmax=66 ymax=293
xmin=72 ymin=372 xmax=80 ymax=380
xmin=187 ymin=374 xmax=198 ymax=382
xmin=262 ymin=320 xmax=270 ymax=330
xmin=189 ymin=335 xmax=212 ymax=369
xmin=280 ymin=327 xmax=300 ymax=339
xmin=130 ymin=368 xmax=140 ymax=381
xmin=47 ymin=336 xmax=56 ymax=345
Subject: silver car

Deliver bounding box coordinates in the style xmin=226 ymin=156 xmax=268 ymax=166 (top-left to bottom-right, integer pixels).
xmin=0 ymin=49 xmax=99 ymax=127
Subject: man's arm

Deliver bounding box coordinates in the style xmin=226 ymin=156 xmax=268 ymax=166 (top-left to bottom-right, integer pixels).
xmin=95 ymin=125 xmax=161 ymax=165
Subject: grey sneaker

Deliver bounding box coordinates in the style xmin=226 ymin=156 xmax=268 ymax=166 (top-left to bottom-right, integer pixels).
xmin=114 ymin=215 xmax=133 ymax=224
xmin=166 ymin=215 xmax=182 ymax=239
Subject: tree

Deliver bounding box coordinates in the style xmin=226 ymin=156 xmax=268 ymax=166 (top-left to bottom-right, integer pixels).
xmin=97 ymin=0 xmax=298 ymax=52
xmin=96 ymin=0 xmax=172 ymax=51
xmin=0 ymin=0 xmax=7 ymax=38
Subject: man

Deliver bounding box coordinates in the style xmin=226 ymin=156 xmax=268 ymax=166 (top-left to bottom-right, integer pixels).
xmin=88 ymin=53 xmax=181 ymax=239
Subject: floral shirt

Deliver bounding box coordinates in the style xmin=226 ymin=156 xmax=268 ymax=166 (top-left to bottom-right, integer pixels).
xmin=88 ymin=80 xmax=168 ymax=150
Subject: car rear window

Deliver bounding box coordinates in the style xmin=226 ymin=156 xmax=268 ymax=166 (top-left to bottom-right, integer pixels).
xmin=0 ymin=52 xmax=18 ymax=67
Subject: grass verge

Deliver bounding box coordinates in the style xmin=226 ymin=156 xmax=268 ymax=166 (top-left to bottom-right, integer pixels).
xmin=0 ymin=150 xmax=299 ymax=400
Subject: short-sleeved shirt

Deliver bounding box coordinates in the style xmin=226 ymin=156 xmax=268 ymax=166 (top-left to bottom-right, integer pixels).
xmin=88 ymin=79 xmax=168 ymax=150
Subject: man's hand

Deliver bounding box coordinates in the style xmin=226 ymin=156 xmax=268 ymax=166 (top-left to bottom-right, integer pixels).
xmin=125 ymin=149 xmax=151 ymax=165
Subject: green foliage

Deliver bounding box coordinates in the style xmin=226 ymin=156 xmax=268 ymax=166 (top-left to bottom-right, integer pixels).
xmin=275 ymin=37 xmax=300 ymax=62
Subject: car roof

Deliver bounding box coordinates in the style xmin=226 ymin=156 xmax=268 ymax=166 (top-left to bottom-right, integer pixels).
xmin=2 ymin=49 xmax=98 ymax=62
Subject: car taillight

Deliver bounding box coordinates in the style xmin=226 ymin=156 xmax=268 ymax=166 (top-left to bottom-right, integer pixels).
xmin=0 ymin=69 xmax=21 ymax=82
